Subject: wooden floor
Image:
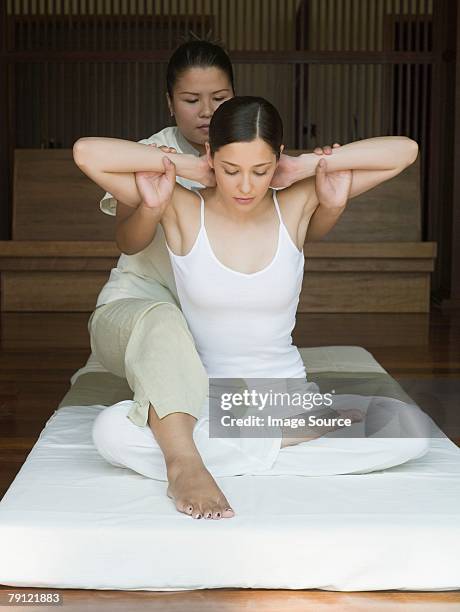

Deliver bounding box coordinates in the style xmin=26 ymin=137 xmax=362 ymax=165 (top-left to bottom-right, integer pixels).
xmin=1 ymin=308 xmax=460 ymax=609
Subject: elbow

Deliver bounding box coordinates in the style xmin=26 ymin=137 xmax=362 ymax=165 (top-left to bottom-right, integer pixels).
xmin=115 ymin=235 xmax=132 ymax=256
xmin=116 ymin=242 xmax=136 ymax=257
xmin=73 ymin=138 xmax=90 ymax=168
xmin=115 ymin=231 xmax=138 ymax=257
xmin=402 ymin=137 xmax=419 ymax=167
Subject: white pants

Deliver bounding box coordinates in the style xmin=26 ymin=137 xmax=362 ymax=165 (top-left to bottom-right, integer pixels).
xmin=92 ymin=394 xmax=431 ymax=481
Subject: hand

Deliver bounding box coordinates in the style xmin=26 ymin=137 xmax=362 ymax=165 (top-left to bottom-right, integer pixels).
xmin=315 ymin=150 xmax=353 ymax=211
xmin=147 ymin=142 xmax=177 ymax=154
xmin=270 ymin=154 xmax=301 ymax=189
xmin=198 ymin=155 xmax=216 ymax=187
xmin=313 ymin=143 xmax=341 ymax=157
xmin=270 ymin=143 xmax=341 ymax=189
xmin=148 ymin=143 xmax=215 ymax=187
xmin=134 ymin=156 xmax=176 ymax=215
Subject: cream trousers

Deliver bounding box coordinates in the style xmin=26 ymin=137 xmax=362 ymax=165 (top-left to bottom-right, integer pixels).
xmin=89 ymin=297 xmax=209 ymax=427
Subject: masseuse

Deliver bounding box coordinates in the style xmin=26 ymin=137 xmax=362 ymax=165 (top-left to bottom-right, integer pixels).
xmin=82 ymin=39 xmax=353 ymax=520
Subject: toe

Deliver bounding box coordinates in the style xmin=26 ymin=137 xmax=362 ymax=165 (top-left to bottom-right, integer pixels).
xmin=176 ymin=500 xmax=194 ymax=515
xmin=200 ymin=504 xmax=213 ymax=519
xmin=219 ymin=498 xmax=233 ymax=517
xmin=192 ymin=502 xmax=204 ymax=519
xmin=211 ymin=506 xmax=222 ymax=520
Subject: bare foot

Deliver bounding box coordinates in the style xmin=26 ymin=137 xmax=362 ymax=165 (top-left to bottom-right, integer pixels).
xmin=280 ymin=408 xmax=364 ymax=448
xmin=166 ymin=455 xmax=235 ymax=520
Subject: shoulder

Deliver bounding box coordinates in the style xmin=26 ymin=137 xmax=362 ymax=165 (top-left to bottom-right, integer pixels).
xmin=171 ymin=183 xmax=201 ymax=212
xmin=138 ymin=127 xmax=179 ymax=148
xmin=275 ymin=176 xmax=319 ymax=217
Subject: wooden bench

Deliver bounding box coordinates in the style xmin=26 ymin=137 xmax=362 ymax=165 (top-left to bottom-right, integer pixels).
xmin=0 ymin=149 xmax=437 ymax=312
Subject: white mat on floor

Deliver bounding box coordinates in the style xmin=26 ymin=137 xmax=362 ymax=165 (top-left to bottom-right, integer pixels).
xmin=0 ymin=403 xmax=459 ymax=592
xmin=70 ymin=346 xmax=387 ymax=385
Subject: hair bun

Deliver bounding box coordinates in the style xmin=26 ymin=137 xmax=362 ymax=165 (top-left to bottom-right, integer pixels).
xmin=176 ymin=29 xmax=225 ymax=47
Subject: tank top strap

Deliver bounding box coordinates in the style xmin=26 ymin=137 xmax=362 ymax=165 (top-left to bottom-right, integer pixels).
xmin=191 ymin=186 xmax=205 ymax=228
xmin=271 ymin=188 xmax=283 ymax=223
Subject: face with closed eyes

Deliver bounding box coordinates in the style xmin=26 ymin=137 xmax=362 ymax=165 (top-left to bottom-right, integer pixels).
xmin=167 ymin=67 xmax=234 ymax=153
xmin=205 ymin=138 xmax=284 ymax=213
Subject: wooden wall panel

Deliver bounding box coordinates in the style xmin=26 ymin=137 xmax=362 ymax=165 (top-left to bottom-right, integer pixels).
xmin=322 ymin=157 xmax=421 ymax=242
xmin=2 ymin=271 xmax=109 ymax=311
xmin=298 ymin=272 xmax=430 ymax=313
xmin=13 ymin=150 xmax=113 ymax=240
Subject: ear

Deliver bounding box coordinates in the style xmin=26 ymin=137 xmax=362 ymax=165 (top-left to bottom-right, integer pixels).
xmin=205 ymin=142 xmax=213 ymax=168
xmin=279 ymin=144 xmax=285 ymax=155
xmin=166 ymin=93 xmax=174 ymax=117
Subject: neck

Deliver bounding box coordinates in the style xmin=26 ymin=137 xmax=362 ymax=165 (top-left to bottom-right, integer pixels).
xmin=184 ymin=135 xmax=205 ymax=155
xmin=213 ymin=187 xmax=273 ymax=224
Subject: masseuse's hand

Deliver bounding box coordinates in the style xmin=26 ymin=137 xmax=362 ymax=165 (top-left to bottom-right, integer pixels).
xmin=314 ymin=147 xmax=353 ymax=211
xmin=271 ymin=143 xmax=341 ymax=189
xmin=198 ymin=154 xmax=217 ymax=187
xmin=148 ymin=143 xmax=215 ymax=188
xmin=134 ymin=156 xmax=176 ymax=216
xmin=147 ymin=143 xmax=177 ymax=154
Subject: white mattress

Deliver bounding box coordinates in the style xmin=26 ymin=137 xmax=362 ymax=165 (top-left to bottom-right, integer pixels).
xmin=70 ymin=346 xmax=388 ymax=385
xmin=1 ymin=403 xmax=460 ymax=592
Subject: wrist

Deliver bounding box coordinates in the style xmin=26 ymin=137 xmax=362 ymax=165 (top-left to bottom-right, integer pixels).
xmin=316 ymin=201 xmax=347 ymax=214
xmin=295 ymin=153 xmax=318 ymax=180
xmin=138 ymin=200 xmax=165 ymax=219
xmin=172 ymin=152 xmax=204 ymax=182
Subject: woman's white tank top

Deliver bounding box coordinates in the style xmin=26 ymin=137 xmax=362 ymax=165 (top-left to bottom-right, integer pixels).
xmin=166 ymin=187 xmax=307 ymax=380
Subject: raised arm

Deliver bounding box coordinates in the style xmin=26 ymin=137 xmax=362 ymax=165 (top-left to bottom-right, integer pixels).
xmin=114 ymin=160 xmax=177 ymax=255
xmin=73 ymin=136 xmax=214 ymax=207
xmin=272 ymin=136 xmax=419 ymax=196
xmin=276 ymin=136 xmax=419 ymax=242
xmin=299 ymin=143 xmax=352 ymax=241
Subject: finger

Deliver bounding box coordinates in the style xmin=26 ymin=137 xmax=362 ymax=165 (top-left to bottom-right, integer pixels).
xmin=332 ymin=143 xmax=340 ymax=147
xmin=317 ymin=158 xmax=327 ymax=173
xmin=163 ymin=156 xmax=176 ymax=181
xmin=313 ymin=147 xmax=323 ymax=155
xmin=148 ymin=143 xmax=158 ymax=147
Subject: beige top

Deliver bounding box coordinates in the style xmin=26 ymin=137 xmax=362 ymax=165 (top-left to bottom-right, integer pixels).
xmin=96 ymin=127 xmax=204 ymax=307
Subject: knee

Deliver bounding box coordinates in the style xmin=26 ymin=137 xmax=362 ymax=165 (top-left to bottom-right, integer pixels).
xmin=130 ymin=302 xmax=195 ymax=358
xmin=402 ymin=436 xmax=430 ymax=461
xmin=379 ymin=435 xmax=430 ymax=466
xmin=92 ymin=402 xmax=129 ymax=462
xmin=141 ymin=302 xmax=189 ymax=334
